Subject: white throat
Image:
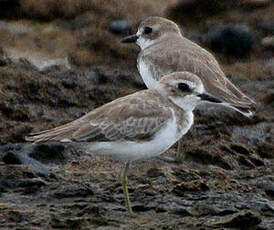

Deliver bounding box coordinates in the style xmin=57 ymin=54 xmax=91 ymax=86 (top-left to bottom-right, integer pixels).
xmin=169 ymin=95 xmax=200 ymax=112
xmin=136 ymin=36 xmax=156 ymax=50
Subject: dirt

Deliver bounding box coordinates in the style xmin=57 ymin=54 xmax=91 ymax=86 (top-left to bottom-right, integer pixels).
xmin=0 ymin=0 xmax=273 ymax=229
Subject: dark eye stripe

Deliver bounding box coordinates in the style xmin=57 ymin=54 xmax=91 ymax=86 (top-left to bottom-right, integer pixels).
xmin=144 ymin=27 xmax=152 ymax=34
xmin=178 ymin=83 xmax=190 ymax=92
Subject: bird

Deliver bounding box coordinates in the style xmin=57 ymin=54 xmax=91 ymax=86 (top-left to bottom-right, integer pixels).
xmin=25 ymin=71 xmax=222 ymax=215
xmin=121 ymin=16 xmax=255 ymax=117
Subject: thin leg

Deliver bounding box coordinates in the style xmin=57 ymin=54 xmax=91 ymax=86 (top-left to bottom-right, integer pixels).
xmin=176 ymin=139 xmax=185 ymax=162
xmin=120 ymin=161 xmax=134 ymax=215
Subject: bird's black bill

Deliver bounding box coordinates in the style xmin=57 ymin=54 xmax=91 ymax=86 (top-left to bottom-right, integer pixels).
xmin=121 ymin=34 xmax=139 ymax=43
xmin=198 ymin=93 xmax=222 ymax=103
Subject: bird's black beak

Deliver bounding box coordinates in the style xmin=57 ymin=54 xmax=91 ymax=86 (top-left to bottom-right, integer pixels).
xmin=198 ymin=93 xmax=222 ymax=103
xmin=121 ymin=34 xmax=139 ymax=43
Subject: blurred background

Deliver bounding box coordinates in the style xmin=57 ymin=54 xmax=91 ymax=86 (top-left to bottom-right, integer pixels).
xmin=0 ymin=1 xmax=273 ymax=229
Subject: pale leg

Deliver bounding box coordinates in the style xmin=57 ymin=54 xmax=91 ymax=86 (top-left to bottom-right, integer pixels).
xmin=120 ymin=161 xmax=134 ymax=215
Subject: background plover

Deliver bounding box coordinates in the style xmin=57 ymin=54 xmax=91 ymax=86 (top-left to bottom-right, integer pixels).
xmin=121 ymin=16 xmax=256 ymax=117
xmin=26 ymin=71 xmax=222 ymax=215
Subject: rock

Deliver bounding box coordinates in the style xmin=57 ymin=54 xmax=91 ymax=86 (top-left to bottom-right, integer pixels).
xmin=146 ymin=167 xmax=164 ymax=178
xmin=1 ymin=144 xmax=51 ymax=177
xmin=214 ymin=210 xmax=262 ymax=228
xmin=109 ymin=20 xmax=132 ymax=35
xmin=18 ymin=178 xmax=47 ymax=187
xmin=261 ymin=36 xmax=274 ymax=49
xmin=8 ymin=210 xmax=28 ymax=223
xmin=54 ymin=184 xmax=94 ymax=198
xmin=206 ymin=25 xmax=254 ymax=58
xmin=171 ymin=167 xmax=201 ymax=182
xmin=230 ymin=144 xmax=250 ymax=155
xmin=257 ymin=142 xmax=274 ymax=158
xmin=17 ymin=178 xmax=47 ymax=194
xmin=238 ymin=155 xmax=255 ymax=168
xmin=173 ymin=180 xmax=209 ymax=196
xmin=185 ymin=148 xmax=234 ymax=170
xmin=242 ymin=0 xmax=271 ymax=9
xmin=30 ymin=143 xmax=66 ymax=163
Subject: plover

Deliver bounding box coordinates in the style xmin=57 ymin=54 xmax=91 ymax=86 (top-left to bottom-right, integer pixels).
xmin=26 ymin=71 xmax=222 ymax=215
xmin=121 ymin=16 xmax=255 ymax=117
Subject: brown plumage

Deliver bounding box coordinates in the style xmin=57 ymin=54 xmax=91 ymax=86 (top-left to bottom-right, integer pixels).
xmin=25 ymin=90 xmax=173 ymax=144
xmin=122 ymin=16 xmax=256 ymax=116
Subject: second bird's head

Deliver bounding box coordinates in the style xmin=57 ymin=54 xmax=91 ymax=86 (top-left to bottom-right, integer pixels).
xmin=121 ymin=17 xmax=182 ymax=50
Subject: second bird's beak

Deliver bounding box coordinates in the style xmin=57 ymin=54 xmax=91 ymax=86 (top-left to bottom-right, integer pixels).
xmin=121 ymin=34 xmax=139 ymax=43
xmin=198 ymin=93 xmax=222 ymax=103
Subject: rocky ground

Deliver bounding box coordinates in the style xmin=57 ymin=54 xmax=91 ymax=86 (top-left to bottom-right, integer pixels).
xmin=0 ymin=0 xmax=273 ymax=229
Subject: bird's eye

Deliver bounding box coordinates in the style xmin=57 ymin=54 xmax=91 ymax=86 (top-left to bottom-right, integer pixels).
xmin=178 ymin=83 xmax=190 ymax=92
xmin=143 ymin=26 xmax=152 ymax=34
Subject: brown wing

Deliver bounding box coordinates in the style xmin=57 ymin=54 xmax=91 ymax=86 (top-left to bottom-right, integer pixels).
xmin=25 ymin=91 xmax=172 ymax=143
xmin=141 ymin=37 xmax=255 ymax=108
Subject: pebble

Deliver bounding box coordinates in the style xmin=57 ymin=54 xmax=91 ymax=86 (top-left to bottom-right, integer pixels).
xmin=206 ymin=25 xmax=254 ymax=58
xmin=109 ymin=20 xmax=132 ymax=35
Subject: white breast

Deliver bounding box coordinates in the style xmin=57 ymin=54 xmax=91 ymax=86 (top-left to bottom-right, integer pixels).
xmin=137 ymin=59 xmax=158 ymax=89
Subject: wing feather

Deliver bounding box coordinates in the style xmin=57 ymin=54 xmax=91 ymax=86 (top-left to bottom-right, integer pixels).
xmin=26 ymin=91 xmax=172 ymax=143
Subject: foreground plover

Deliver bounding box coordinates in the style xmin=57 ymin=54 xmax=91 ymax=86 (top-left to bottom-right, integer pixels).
xmin=121 ymin=16 xmax=255 ymax=117
xmin=26 ymin=71 xmax=222 ymax=215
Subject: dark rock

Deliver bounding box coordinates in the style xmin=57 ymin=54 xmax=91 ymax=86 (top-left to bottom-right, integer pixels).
xmin=230 ymin=144 xmax=250 ymax=155
xmin=265 ymin=186 xmax=274 ymax=198
xmin=54 ymin=184 xmax=94 ymax=198
xmin=206 ymin=25 xmax=254 ymax=58
xmin=216 ymin=210 xmax=262 ymax=228
xmin=30 ymin=143 xmax=66 ymax=163
xmin=238 ymin=155 xmax=255 ymax=168
xmin=185 ymin=148 xmax=234 ymax=170
xmin=146 ymin=168 xmax=164 ymax=178
xmin=0 ymin=56 xmax=7 ymax=66
xmin=249 ymin=155 xmax=265 ymax=166
xmin=242 ymin=0 xmax=271 ymax=9
xmin=257 ymin=142 xmax=274 ymax=158
xmin=17 ymin=178 xmax=47 ymax=194
xmin=109 ymin=20 xmax=132 ymax=35
xmin=8 ymin=210 xmax=28 ymax=223
xmin=2 ymin=151 xmax=23 ymax=164
xmin=256 ymin=22 xmax=274 ymax=35
xmin=173 ymin=180 xmax=209 ymax=196
xmin=18 ymin=178 xmax=47 ymax=188
xmin=171 ymin=167 xmax=201 ymax=182
xmin=1 ymin=144 xmax=51 ymax=177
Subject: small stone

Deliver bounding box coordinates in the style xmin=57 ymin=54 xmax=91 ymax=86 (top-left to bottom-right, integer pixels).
xmin=109 ymin=20 xmax=132 ymax=35
xmin=206 ymin=25 xmax=254 ymax=58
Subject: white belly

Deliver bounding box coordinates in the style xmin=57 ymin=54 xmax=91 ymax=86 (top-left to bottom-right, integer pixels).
xmin=86 ymin=111 xmax=183 ymax=162
xmin=138 ymin=59 xmax=158 ymax=89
